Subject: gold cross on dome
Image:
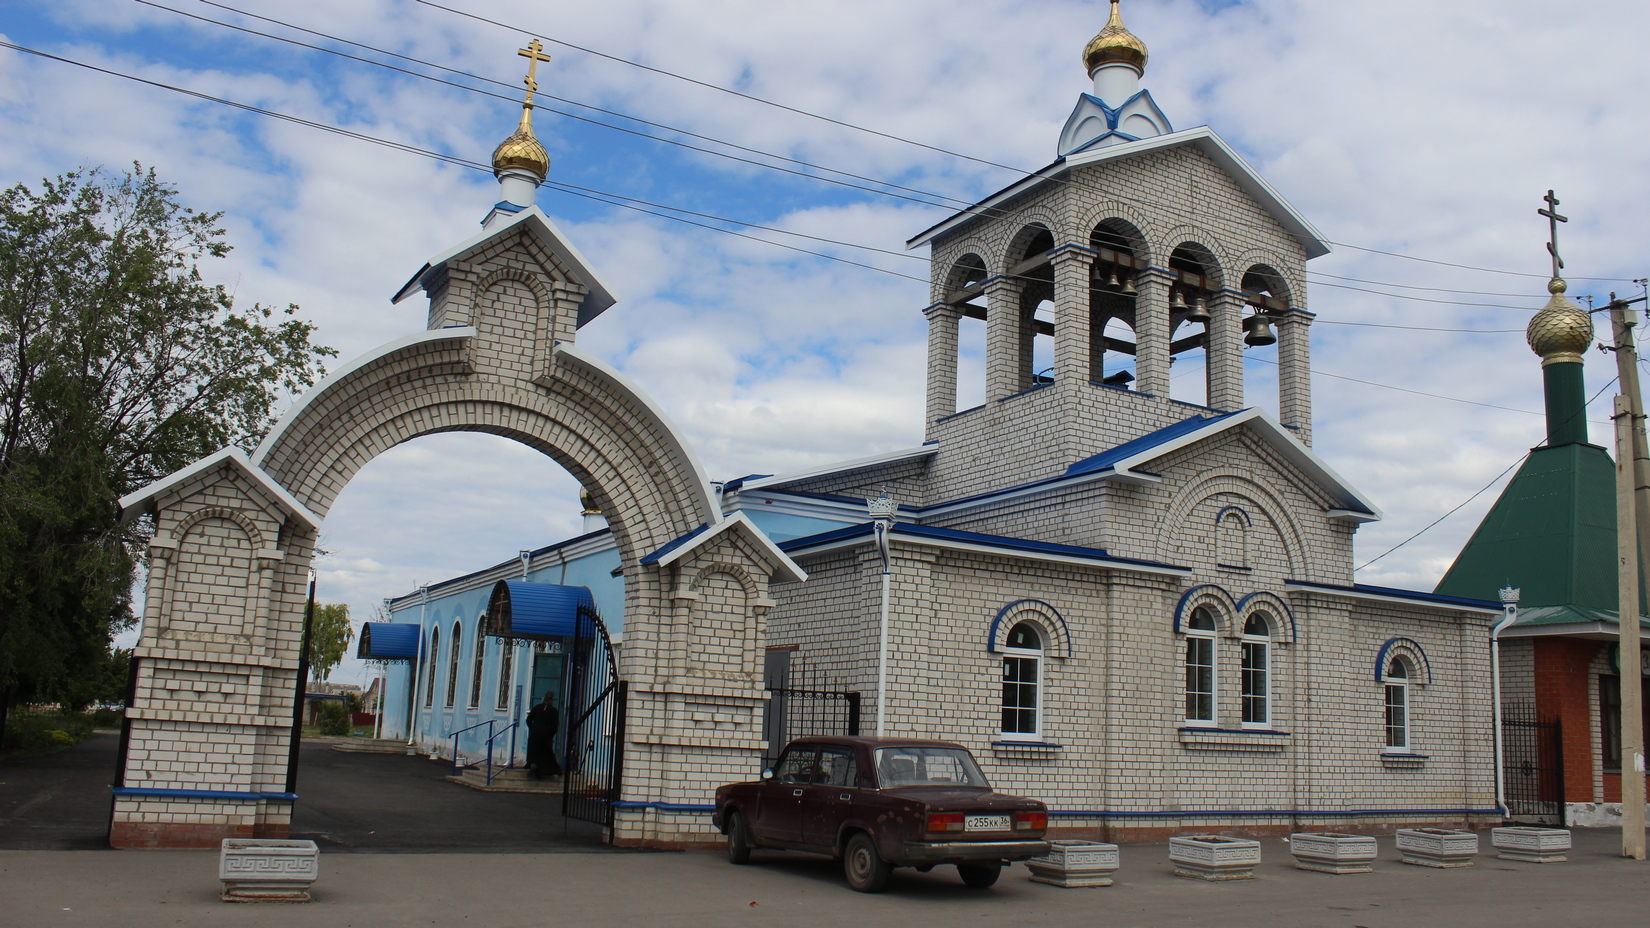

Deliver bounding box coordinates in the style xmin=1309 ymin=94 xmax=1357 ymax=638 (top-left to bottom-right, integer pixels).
xmin=518 ymin=39 xmax=552 ymax=107
xmin=1538 ymin=189 xmax=1568 ymax=280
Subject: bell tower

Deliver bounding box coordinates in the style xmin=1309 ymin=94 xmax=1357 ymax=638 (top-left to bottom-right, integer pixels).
xmin=907 ymin=0 xmax=1326 ymax=497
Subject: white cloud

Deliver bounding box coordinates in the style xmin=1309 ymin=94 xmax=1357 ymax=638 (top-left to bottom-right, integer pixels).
xmin=9 ymin=0 xmax=1650 ymax=684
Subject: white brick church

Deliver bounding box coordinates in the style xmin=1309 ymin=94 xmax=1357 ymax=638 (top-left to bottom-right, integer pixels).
xmin=370 ymin=1 xmax=1504 ymax=844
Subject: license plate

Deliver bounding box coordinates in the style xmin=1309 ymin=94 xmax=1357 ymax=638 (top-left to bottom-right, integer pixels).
xmin=965 ymin=814 xmax=1010 ymax=832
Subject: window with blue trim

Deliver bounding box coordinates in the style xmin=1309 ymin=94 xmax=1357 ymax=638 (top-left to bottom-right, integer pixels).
xmin=1183 ymin=607 xmax=1216 ymax=725
xmin=445 ymin=620 xmax=462 ymax=708
xmin=1240 ymin=613 xmax=1271 ymax=727
xmin=1000 ymin=622 xmax=1042 ymax=740
xmin=1384 ymin=657 xmax=1409 ymax=750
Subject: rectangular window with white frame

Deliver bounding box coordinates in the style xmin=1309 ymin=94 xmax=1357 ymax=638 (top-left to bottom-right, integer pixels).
xmin=999 ymin=621 xmax=1043 ymax=741
xmin=1240 ymin=613 xmax=1272 ymax=728
xmin=1384 ymin=657 xmax=1409 ymax=751
xmin=1183 ymin=607 xmax=1217 ymax=726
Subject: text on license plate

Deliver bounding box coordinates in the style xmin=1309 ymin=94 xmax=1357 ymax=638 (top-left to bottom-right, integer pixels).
xmin=965 ymin=814 xmax=1010 ymax=832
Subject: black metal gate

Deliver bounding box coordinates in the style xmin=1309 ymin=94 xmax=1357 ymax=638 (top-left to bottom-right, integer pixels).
xmin=1502 ymin=703 xmax=1564 ymax=824
xmin=561 ymin=603 xmax=626 ymax=829
xmin=761 ymin=651 xmax=859 ymax=768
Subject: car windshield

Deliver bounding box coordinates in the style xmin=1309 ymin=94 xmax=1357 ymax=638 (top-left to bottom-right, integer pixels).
xmin=873 ymin=746 xmax=991 ymax=789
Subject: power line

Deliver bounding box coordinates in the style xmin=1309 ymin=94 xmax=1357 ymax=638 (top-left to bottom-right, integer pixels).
xmin=1327 ymin=241 xmax=1635 ymax=284
xmin=1306 ymin=271 xmax=1555 ymax=299
xmin=410 ymin=0 xmax=1642 ymax=287
xmin=1314 ymin=321 xmax=1523 ymax=333
xmin=139 ymin=0 xmax=977 ymax=213
xmin=0 ymin=39 xmax=1608 ymax=421
xmin=1354 ymin=376 xmax=1620 ymax=573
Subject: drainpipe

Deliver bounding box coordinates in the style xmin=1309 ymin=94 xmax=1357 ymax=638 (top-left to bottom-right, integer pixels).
xmin=1493 ymin=586 xmax=1521 ymax=819
xmin=407 ymin=585 xmax=430 ymax=747
xmin=375 ymin=598 xmax=391 ymax=742
xmin=868 ymin=494 xmax=897 ymax=737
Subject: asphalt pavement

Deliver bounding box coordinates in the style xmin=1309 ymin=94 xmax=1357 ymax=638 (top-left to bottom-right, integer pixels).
xmin=1 ymin=828 xmax=1647 ymax=927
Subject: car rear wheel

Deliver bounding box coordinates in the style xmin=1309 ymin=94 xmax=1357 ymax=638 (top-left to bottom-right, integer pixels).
xmin=725 ymin=811 xmax=752 ymax=865
xmin=843 ymin=832 xmax=892 ymax=893
xmin=957 ymin=861 xmax=1002 ymax=888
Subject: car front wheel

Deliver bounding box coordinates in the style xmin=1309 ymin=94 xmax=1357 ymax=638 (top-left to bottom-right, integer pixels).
xmin=843 ymin=832 xmax=892 ymax=893
xmin=958 ymin=861 xmax=1001 ymax=888
xmin=725 ymin=811 xmax=751 ymax=865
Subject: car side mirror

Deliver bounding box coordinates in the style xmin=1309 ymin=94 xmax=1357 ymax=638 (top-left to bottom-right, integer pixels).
xmin=759 ymin=767 xmax=775 ymax=782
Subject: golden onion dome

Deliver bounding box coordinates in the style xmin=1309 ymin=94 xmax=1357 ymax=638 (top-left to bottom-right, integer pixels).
xmin=1084 ymin=0 xmax=1148 ymax=76
xmin=491 ymin=107 xmax=550 ymax=180
xmin=1526 ymin=278 xmax=1594 ymax=364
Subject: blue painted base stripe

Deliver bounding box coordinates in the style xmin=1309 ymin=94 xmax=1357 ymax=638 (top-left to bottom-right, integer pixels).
xmin=112 ymin=787 xmax=298 ymax=801
xmin=1048 ymin=807 xmax=1501 ymax=819
xmin=612 ymin=801 xmax=716 ymax=812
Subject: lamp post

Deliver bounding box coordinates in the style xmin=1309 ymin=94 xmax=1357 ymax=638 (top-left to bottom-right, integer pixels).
xmin=1493 ymin=586 xmax=1520 ymax=818
xmin=868 ymin=494 xmax=896 ymax=737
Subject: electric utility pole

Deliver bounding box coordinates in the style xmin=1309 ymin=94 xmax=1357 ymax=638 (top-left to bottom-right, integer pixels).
xmin=1606 ymin=287 xmax=1649 ymax=860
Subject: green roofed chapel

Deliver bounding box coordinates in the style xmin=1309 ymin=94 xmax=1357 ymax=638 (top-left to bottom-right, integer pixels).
xmin=1436 ymin=266 xmax=1648 ymax=826
xmin=360 ymin=1 xmax=1503 ymax=848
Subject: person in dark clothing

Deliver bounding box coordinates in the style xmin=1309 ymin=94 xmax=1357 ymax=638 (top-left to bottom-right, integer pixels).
xmin=525 ymin=692 xmax=561 ymax=778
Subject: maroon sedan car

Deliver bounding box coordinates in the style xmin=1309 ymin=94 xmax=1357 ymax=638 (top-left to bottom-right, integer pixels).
xmin=713 ymin=736 xmax=1049 ymax=892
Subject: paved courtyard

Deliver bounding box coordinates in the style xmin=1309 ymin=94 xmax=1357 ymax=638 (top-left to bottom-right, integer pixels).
xmin=0 ymin=827 xmax=1646 ymax=927
xmin=4 ymin=736 xmax=1647 ymax=926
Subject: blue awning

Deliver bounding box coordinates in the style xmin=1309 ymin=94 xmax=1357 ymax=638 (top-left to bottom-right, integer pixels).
xmin=487 ymin=580 xmax=597 ymax=641
xmin=356 ymin=622 xmax=421 ymax=662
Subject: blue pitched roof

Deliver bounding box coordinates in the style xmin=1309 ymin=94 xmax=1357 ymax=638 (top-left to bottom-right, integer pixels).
xmin=779 ymin=521 xmax=1185 ymax=572
xmin=1287 ymin=579 xmax=1499 ymax=611
xmin=639 ymin=524 xmax=710 ymax=565
xmin=1066 ymin=411 xmax=1242 ymax=477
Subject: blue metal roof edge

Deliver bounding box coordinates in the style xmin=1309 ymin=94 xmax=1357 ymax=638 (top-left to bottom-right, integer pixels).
xmin=779 ymin=521 xmax=1185 ymax=572
xmin=721 ymin=473 xmax=772 ymax=491
xmin=1066 ymin=411 xmax=1241 ymax=476
xmin=640 ymin=523 xmax=710 ymax=565
xmin=389 ymin=527 xmax=614 ymax=606
xmin=1287 ymin=579 xmax=1499 ymax=611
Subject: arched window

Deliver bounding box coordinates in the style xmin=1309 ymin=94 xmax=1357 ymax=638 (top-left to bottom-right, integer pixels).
xmin=1184 ymin=607 xmax=1217 ymax=726
xmin=1241 ymin=613 xmax=1272 ymax=727
xmin=445 ymin=620 xmax=462 ymax=708
xmin=469 ymin=621 xmax=486 ymax=709
xmin=1000 ymin=621 xmax=1043 ymax=740
xmin=1216 ymin=510 xmax=1249 ymax=569
xmin=1384 ymin=657 xmax=1410 ymax=750
xmin=496 ymin=638 xmax=515 ymax=710
xmin=424 ymin=627 xmax=439 ymax=707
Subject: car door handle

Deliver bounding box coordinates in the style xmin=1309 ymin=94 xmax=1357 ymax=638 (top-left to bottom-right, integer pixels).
xmin=839 ymin=794 xmax=851 ymax=801
xmin=793 ymin=789 xmax=804 ymax=797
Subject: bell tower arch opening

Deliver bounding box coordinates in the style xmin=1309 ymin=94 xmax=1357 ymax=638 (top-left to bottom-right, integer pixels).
xmin=1089 ymin=220 xmax=1148 ymax=390
xmin=1166 ymin=243 xmax=1222 ymax=408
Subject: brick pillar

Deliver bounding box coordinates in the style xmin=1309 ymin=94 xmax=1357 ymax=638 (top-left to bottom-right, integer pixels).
xmin=1133 ymin=271 xmax=1172 ymax=398
xmin=1277 ymin=308 xmax=1314 ymax=445
xmin=1206 ymin=291 xmax=1245 ymax=412
xmin=1051 ymin=249 xmax=1095 ymax=386
xmin=985 ymin=277 xmax=1028 ymax=401
xmin=1533 ymin=637 xmax=1604 ymax=803
xmin=923 ymin=303 xmax=960 ymax=433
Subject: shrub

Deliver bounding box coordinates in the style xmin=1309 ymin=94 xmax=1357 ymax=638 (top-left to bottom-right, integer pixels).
xmin=90 ymin=707 xmax=124 ymax=729
xmin=2 ymin=709 xmax=95 ymax=752
xmin=316 ymin=701 xmax=351 ymax=737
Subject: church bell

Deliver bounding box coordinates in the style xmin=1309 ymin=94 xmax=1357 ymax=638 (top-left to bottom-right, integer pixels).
xmin=1184 ymin=296 xmax=1211 ymax=325
xmin=1243 ymin=313 xmax=1277 ymax=347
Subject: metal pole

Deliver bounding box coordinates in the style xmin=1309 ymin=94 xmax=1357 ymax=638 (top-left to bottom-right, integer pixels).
xmin=868 ymin=494 xmax=896 ymax=737
xmin=285 ymin=571 xmax=318 ymax=795
xmin=1492 ymin=588 xmax=1520 ymax=818
xmin=1610 ymin=296 xmax=1649 ymax=859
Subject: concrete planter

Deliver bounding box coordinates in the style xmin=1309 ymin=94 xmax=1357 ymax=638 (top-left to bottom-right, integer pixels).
xmin=1026 ymin=840 xmax=1121 ymax=888
xmin=1169 ymin=835 xmax=1261 ymax=881
xmin=1492 ymin=826 xmax=1571 ymax=863
xmin=219 ymin=838 xmax=319 ymax=902
xmin=1395 ymin=828 xmax=1478 ymax=869
xmin=1288 ymin=832 xmax=1378 ymax=874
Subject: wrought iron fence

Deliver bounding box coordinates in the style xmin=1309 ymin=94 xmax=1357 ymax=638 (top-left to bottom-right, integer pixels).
xmin=561 ymin=603 xmax=626 ymax=830
xmin=1502 ymin=702 xmax=1564 ymax=825
xmin=762 ymin=655 xmax=860 ymax=768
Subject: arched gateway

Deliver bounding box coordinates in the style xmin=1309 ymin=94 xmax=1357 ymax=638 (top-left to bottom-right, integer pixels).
xmin=110 ymin=68 xmax=803 ymax=848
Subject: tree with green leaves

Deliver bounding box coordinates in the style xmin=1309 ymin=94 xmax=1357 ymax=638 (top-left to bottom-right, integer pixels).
xmin=306 ymin=603 xmax=354 ymax=683
xmin=0 ymin=165 xmax=334 ymax=732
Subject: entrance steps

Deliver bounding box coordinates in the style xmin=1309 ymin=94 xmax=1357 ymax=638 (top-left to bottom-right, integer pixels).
xmin=446 ymin=764 xmax=564 ymax=794
xmin=329 ymin=738 xmax=412 ymax=754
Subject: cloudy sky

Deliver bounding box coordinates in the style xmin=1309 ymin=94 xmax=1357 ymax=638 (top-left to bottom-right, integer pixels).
xmin=4 ymin=0 xmax=1647 ymax=685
